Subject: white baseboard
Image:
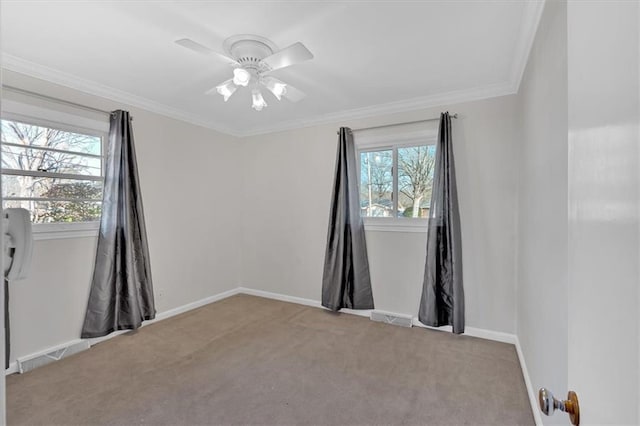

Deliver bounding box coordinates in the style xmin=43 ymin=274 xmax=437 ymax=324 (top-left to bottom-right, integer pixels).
xmin=5 ymin=362 xmax=18 ymax=375
xmin=237 ymin=287 xmax=517 ymax=344
xmin=515 ymin=336 xmax=543 ymax=426
xmin=237 ymin=287 xmax=322 ymax=310
xmin=462 ymin=326 xmax=517 ymax=344
xmin=5 ymin=287 xmax=241 ymax=376
xmin=6 ymin=338 xmax=87 ymax=376
xmin=236 ymin=287 xmax=384 ymax=321
xmin=411 ymin=320 xmax=517 ymax=344
xmin=154 ymin=288 xmax=241 ymax=322
xmin=84 ymin=287 xmax=242 ymax=348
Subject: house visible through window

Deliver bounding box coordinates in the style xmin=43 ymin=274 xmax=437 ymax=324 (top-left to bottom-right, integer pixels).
xmin=1 ymin=118 xmax=104 ymax=224
xmin=359 ymin=144 xmax=436 ymax=218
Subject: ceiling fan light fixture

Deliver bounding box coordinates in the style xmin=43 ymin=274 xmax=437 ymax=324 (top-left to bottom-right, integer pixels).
xmin=233 ymin=68 xmax=251 ymax=86
xmin=177 ymin=35 xmax=311 ymax=110
xmin=252 ymin=89 xmax=268 ymax=111
xmin=216 ymin=80 xmax=237 ymax=102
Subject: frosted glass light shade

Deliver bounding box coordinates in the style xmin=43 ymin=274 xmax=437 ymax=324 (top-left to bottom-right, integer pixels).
xmin=263 ymin=77 xmax=287 ymax=100
xmin=216 ymin=80 xmax=237 ymax=101
xmin=233 ymin=68 xmax=251 ymax=86
xmin=272 ymin=83 xmax=287 ymax=100
xmin=251 ymin=90 xmax=268 ymax=111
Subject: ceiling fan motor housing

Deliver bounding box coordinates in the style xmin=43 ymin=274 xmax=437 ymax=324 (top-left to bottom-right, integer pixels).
xmin=223 ymin=34 xmax=278 ymax=73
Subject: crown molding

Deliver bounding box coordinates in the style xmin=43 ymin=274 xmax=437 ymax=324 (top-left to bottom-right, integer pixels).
xmin=1 ymin=54 xmax=238 ymax=136
xmin=1 ymin=1 xmax=544 ymax=139
xmin=509 ymin=0 xmax=546 ymax=93
xmin=236 ymin=81 xmax=515 ymax=137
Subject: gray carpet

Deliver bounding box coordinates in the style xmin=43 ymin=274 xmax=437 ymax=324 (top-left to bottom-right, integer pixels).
xmin=7 ymin=294 xmax=534 ymax=425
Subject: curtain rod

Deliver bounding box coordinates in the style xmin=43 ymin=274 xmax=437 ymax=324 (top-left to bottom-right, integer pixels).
xmin=2 ymin=85 xmax=115 ymax=117
xmin=337 ymin=113 xmax=458 ymax=135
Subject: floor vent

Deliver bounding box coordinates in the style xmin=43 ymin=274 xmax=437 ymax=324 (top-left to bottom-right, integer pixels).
xmin=17 ymin=341 xmax=90 ymax=373
xmin=370 ymin=311 xmax=413 ymax=328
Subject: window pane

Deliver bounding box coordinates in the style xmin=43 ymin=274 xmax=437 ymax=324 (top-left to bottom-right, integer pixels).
xmin=1 ymin=119 xmax=101 ymax=155
xmin=4 ymin=199 xmax=101 ymax=224
xmin=3 ymin=175 xmax=103 ymax=200
xmin=360 ymin=150 xmax=393 ymax=217
xmin=2 ymin=144 xmax=101 ymax=176
xmin=1 ymin=119 xmax=104 ymax=225
xmin=397 ymin=145 xmax=436 ymax=218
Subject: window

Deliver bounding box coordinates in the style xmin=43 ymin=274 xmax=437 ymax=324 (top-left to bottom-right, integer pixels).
xmin=354 ymin=122 xmax=438 ymax=232
xmin=358 ymin=143 xmax=436 ymax=220
xmin=1 ymin=118 xmax=105 ymax=224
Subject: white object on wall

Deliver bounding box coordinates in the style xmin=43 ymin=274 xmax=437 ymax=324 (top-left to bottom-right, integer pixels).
xmin=3 ymin=208 xmax=33 ymax=281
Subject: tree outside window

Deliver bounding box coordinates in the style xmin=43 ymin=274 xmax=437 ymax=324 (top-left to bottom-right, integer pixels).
xmin=359 ymin=144 xmax=436 ymax=218
xmin=1 ymin=119 xmax=103 ymax=223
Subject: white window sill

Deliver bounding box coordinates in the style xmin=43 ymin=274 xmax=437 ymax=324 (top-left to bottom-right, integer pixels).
xmin=33 ymin=222 xmax=99 ymax=241
xmin=363 ymin=217 xmax=428 ymax=233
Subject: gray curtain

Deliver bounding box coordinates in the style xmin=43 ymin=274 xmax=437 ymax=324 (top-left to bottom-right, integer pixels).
xmin=418 ymin=112 xmax=464 ymax=334
xmin=81 ymin=110 xmax=155 ymax=338
xmin=322 ymin=127 xmax=374 ymax=311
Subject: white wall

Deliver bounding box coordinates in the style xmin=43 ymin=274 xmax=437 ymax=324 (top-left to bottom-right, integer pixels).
xmin=515 ymin=2 xmax=568 ymax=424
xmin=517 ymin=2 xmax=640 ymax=423
xmin=240 ymin=95 xmax=520 ymax=334
xmin=567 ymin=2 xmax=639 ymax=423
xmin=2 ymin=70 xmax=242 ymax=363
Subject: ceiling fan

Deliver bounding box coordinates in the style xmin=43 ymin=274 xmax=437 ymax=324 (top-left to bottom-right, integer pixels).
xmin=175 ymin=34 xmax=313 ymax=111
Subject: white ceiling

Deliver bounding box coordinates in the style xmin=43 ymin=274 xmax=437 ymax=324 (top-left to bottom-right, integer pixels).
xmin=0 ymin=1 xmax=544 ymax=137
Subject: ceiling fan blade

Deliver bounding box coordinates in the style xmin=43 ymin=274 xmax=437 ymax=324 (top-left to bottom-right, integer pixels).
xmin=282 ymin=84 xmax=307 ymax=103
xmin=175 ymin=38 xmax=214 ymax=55
xmin=261 ymin=42 xmax=313 ymax=72
xmin=175 ymin=38 xmax=239 ymax=66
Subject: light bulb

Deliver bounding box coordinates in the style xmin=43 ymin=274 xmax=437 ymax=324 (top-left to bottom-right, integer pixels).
xmin=233 ymin=68 xmax=251 ymax=87
xmin=252 ymin=90 xmax=268 ymax=111
xmin=271 ymin=83 xmax=287 ymax=100
xmin=264 ymin=77 xmax=287 ymax=100
xmin=215 ymin=80 xmax=237 ymax=102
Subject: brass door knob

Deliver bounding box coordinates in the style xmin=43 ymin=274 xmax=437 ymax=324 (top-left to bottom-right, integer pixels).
xmin=539 ymin=388 xmax=580 ymax=426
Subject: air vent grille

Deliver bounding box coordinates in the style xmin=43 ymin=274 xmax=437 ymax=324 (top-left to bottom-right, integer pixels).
xmin=370 ymin=311 xmax=413 ymax=328
xmin=17 ymin=340 xmax=90 ymax=373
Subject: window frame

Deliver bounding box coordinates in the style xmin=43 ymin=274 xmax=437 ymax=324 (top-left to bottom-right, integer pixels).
xmin=355 ymin=133 xmax=437 ymax=233
xmin=1 ymin=100 xmax=109 ymax=240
